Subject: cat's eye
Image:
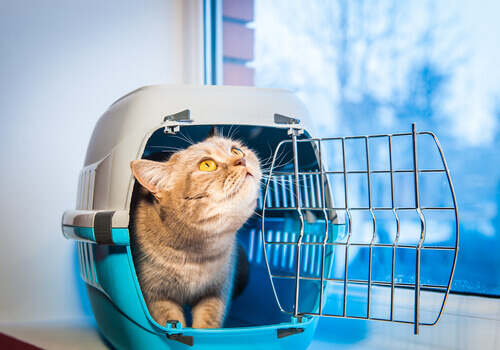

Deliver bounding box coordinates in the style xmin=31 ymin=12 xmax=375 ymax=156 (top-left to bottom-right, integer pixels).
xmin=199 ymin=159 xmax=217 ymax=172
xmin=231 ymin=148 xmax=244 ymax=157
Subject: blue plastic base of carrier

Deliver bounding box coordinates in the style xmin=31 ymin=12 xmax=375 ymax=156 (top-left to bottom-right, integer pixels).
xmin=87 ymin=284 xmax=318 ymax=350
xmin=76 ymin=231 xmax=321 ymax=350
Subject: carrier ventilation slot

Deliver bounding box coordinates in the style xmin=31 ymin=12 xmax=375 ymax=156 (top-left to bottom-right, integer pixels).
xmin=247 ymin=228 xmax=327 ymax=279
xmin=258 ymin=173 xmax=326 ymax=210
xmin=77 ymin=242 xmax=100 ymax=290
xmin=261 ymin=124 xmax=459 ymax=335
xmin=76 ymin=165 xmax=96 ymax=210
xmin=253 ymin=172 xmax=327 ymax=276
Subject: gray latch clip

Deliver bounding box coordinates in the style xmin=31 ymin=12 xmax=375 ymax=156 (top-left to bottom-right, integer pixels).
xmin=274 ymin=113 xmax=303 ymax=136
xmin=163 ymin=109 xmax=193 ymax=134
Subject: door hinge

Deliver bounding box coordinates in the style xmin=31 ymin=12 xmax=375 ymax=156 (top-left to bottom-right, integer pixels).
xmin=274 ymin=113 xmax=303 ymax=136
xmin=163 ymin=109 xmax=193 ymax=134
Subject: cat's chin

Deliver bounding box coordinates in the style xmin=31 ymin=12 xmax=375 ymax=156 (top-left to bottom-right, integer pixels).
xmin=235 ymin=179 xmax=259 ymax=202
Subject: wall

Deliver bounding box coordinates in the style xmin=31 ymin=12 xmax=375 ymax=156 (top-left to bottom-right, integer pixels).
xmin=0 ymin=0 xmax=204 ymax=323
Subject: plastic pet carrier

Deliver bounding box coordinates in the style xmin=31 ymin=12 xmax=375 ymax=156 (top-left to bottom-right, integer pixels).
xmin=62 ymin=86 xmax=458 ymax=349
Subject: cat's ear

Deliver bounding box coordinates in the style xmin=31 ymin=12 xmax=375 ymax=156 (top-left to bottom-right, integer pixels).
xmin=130 ymin=159 xmax=174 ymax=198
xmin=206 ymin=125 xmax=218 ymax=139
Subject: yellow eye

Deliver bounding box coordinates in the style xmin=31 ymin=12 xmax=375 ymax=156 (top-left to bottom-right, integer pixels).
xmin=199 ymin=159 xmax=217 ymax=172
xmin=231 ymin=148 xmax=244 ymax=157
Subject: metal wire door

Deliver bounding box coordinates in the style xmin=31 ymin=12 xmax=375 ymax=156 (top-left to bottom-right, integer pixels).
xmin=261 ymin=123 xmax=459 ymax=334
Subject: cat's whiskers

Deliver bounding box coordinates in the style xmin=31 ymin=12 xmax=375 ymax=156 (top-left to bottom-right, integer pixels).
xmin=179 ymin=130 xmax=196 ymax=145
xmin=227 ymin=125 xmax=240 ymax=140
xmin=257 ymin=174 xmax=313 ymax=208
xmin=259 ymin=178 xmax=296 ymax=199
xmin=260 ymin=155 xmax=294 ymax=174
xmin=259 ymin=144 xmax=287 ymax=166
xmin=171 ymin=131 xmax=195 ymax=146
xmin=251 ymin=207 xmax=264 ymax=219
xmin=220 ymin=125 xmax=234 ymax=140
xmin=259 ymin=152 xmax=294 ymax=176
xmin=186 ymin=132 xmax=196 ymax=145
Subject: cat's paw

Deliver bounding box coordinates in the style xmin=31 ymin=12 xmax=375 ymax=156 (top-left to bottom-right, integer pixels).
xmin=191 ymin=296 xmax=225 ymax=329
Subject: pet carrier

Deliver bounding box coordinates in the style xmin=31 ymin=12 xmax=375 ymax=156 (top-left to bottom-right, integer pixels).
xmin=62 ymin=85 xmax=458 ymax=349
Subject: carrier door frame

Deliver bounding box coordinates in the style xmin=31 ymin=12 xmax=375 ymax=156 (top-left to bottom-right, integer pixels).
xmin=261 ymin=122 xmax=459 ymax=335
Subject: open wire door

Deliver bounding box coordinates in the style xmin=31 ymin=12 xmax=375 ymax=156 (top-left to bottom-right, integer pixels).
xmin=261 ymin=123 xmax=459 ymax=334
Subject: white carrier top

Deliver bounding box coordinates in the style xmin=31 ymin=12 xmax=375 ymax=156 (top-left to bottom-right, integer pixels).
xmin=69 ymin=85 xmax=313 ymax=229
xmin=85 ymin=85 xmax=313 ymax=166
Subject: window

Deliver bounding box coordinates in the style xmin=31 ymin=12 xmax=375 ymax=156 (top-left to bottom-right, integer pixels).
xmin=219 ymin=0 xmax=255 ymax=86
xmin=220 ymin=0 xmax=499 ymax=297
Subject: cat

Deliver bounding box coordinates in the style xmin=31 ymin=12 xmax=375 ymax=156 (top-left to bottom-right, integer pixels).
xmin=129 ymin=130 xmax=261 ymax=329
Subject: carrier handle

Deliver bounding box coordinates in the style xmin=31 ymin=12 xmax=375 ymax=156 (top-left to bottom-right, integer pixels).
xmin=61 ymin=210 xmax=129 ymax=245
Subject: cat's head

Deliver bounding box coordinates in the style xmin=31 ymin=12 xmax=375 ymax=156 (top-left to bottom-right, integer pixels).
xmin=130 ymin=134 xmax=262 ymax=220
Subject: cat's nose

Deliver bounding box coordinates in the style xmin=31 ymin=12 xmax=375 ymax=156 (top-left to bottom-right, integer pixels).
xmin=234 ymin=157 xmax=246 ymax=167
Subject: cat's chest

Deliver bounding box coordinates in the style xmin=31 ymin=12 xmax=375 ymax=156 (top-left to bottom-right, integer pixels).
xmin=153 ymin=245 xmax=232 ymax=295
xmin=178 ymin=258 xmax=228 ymax=289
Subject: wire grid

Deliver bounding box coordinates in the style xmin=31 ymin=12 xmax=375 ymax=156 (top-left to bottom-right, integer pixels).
xmin=261 ymin=124 xmax=459 ymax=334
